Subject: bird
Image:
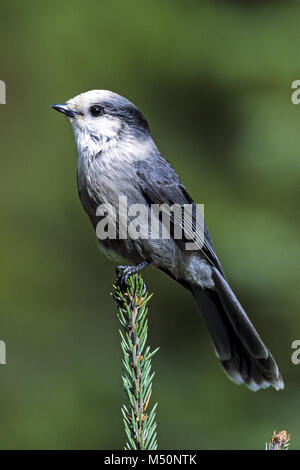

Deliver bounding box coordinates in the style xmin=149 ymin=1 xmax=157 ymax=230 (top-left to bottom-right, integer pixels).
xmin=51 ymin=90 xmax=284 ymax=391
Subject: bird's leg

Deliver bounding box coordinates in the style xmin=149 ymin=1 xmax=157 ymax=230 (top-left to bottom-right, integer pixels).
xmin=116 ymin=260 xmax=149 ymax=286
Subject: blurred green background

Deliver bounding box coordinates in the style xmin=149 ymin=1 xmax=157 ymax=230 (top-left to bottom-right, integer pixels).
xmin=0 ymin=0 xmax=299 ymax=450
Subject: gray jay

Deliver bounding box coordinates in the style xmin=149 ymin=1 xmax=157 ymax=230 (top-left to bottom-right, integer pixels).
xmin=52 ymin=90 xmax=283 ymax=391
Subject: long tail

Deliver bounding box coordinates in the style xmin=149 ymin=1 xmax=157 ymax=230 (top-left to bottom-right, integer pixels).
xmin=192 ymin=267 xmax=284 ymax=391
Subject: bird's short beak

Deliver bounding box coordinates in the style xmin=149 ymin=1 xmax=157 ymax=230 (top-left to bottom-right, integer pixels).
xmin=51 ymin=103 xmax=77 ymax=118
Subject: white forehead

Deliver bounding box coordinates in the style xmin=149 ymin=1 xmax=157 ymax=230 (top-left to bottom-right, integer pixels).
xmin=67 ymin=89 xmax=128 ymax=109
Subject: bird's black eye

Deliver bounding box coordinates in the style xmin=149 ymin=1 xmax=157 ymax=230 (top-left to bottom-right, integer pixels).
xmin=89 ymin=105 xmax=104 ymax=117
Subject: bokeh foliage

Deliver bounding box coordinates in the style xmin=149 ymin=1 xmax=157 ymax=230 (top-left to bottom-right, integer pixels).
xmin=0 ymin=0 xmax=299 ymax=449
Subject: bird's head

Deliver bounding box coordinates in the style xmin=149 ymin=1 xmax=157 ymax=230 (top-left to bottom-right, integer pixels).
xmin=51 ymin=90 xmax=150 ymax=155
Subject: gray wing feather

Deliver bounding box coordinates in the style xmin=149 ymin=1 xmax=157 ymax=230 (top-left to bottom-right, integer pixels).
xmin=135 ymin=156 xmax=224 ymax=274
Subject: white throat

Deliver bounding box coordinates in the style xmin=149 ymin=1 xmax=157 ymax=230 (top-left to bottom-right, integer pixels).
xmin=73 ymin=126 xmax=121 ymax=159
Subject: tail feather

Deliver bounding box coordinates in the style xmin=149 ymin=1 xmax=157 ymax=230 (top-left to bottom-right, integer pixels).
xmin=192 ymin=270 xmax=284 ymax=391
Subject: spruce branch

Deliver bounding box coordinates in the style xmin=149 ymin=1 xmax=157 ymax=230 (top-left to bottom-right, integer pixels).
xmin=266 ymin=430 xmax=291 ymax=450
xmin=113 ymin=274 xmax=158 ymax=450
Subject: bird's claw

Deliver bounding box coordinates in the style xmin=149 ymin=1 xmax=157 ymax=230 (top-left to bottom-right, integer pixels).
xmin=115 ymin=261 xmax=149 ymax=289
xmin=115 ymin=265 xmax=136 ymax=286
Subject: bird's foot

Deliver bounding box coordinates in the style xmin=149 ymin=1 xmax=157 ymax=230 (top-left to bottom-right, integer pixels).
xmin=115 ymin=261 xmax=149 ymax=287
